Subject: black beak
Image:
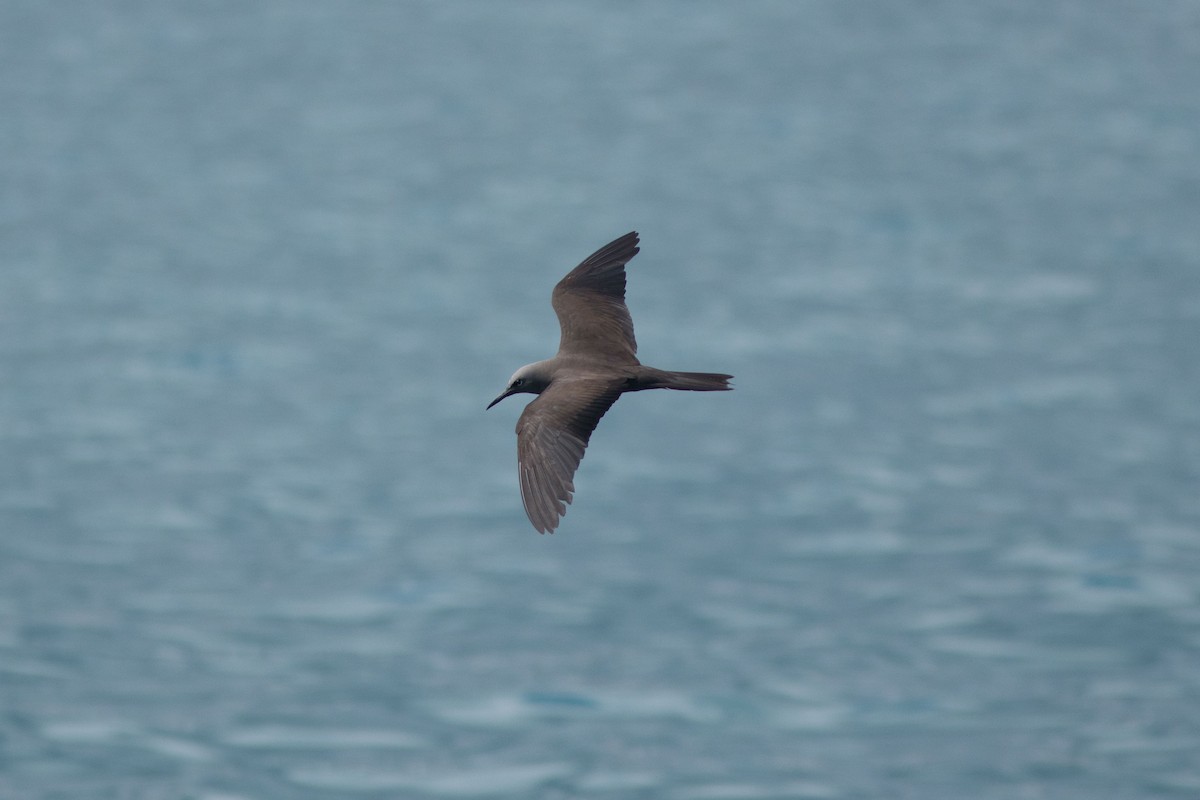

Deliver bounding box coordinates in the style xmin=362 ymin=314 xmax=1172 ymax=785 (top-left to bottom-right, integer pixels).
xmin=486 ymin=389 xmax=511 ymax=410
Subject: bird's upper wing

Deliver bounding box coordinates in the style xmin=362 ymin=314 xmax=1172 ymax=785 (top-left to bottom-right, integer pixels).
xmin=551 ymin=231 xmax=640 ymax=362
xmin=515 ymin=378 xmax=624 ymax=533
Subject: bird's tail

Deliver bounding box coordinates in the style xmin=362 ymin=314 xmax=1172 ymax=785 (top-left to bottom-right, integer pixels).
xmin=639 ymin=369 xmax=733 ymax=392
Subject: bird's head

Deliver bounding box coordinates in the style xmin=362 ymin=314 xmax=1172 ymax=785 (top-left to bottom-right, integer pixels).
xmin=487 ymin=362 xmax=551 ymax=409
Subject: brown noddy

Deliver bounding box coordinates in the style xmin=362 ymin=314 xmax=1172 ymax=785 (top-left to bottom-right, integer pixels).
xmin=487 ymin=231 xmax=733 ymax=533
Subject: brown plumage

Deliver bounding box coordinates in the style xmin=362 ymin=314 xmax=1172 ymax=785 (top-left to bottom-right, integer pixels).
xmin=488 ymin=232 xmax=732 ymax=533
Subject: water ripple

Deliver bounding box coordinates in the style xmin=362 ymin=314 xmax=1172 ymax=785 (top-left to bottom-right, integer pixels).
xmin=288 ymin=762 xmax=573 ymax=794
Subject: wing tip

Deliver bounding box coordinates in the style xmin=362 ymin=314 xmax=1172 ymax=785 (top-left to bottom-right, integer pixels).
xmin=520 ymin=462 xmax=572 ymax=535
xmin=578 ymin=232 xmax=641 ymax=272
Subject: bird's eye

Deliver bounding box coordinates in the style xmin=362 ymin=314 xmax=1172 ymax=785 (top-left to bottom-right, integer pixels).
xmin=513 ymin=378 xmax=525 ymax=387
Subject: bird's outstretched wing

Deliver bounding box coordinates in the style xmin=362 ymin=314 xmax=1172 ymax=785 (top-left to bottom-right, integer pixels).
xmin=515 ymin=378 xmax=624 ymax=533
xmin=552 ymin=231 xmax=640 ymax=362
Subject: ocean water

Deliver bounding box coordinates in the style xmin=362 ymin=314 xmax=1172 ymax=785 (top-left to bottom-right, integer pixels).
xmin=3 ymin=1 xmax=1199 ymax=798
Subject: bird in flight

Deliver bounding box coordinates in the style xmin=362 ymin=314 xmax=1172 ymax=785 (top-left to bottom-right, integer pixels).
xmin=487 ymin=232 xmax=733 ymax=533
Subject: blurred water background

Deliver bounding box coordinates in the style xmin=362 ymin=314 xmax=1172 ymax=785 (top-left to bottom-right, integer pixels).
xmin=3 ymin=2 xmax=1200 ymax=798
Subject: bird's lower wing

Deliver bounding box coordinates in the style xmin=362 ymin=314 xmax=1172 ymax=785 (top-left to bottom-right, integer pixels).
xmin=515 ymin=379 xmax=623 ymax=533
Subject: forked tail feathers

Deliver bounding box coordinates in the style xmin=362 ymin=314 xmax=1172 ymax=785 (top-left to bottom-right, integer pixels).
xmin=648 ymin=370 xmax=734 ymax=391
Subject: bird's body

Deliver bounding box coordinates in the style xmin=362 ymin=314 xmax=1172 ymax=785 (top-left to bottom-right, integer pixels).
xmin=488 ymin=232 xmax=732 ymax=533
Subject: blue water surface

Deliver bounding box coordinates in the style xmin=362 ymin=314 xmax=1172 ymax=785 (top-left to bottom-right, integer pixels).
xmin=3 ymin=2 xmax=1199 ymax=798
